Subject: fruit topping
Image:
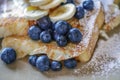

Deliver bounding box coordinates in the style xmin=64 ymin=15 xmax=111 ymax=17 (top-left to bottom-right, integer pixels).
xmin=47 ymin=29 xmax=53 ymax=35
xmin=26 ymin=0 xmax=88 ymax=47
xmin=74 ymin=6 xmax=85 ymax=19
xmin=39 ymin=0 xmax=65 ymax=10
xmin=36 ymin=55 xmax=50 ymax=72
xmin=28 ymin=54 xmax=78 ymax=71
xmin=0 ymin=48 xmax=16 ymax=64
xmin=49 ymin=3 xmax=76 ymax=22
xmin=66 ymin=0 xmax=75 ymax=4
xmin=64 ymin=58 xmax=77 ymax=69
xmin=28 ymin=55 xmax=38 ymax=66
xmin=28 ymin=19 xmax=83 ymax=46
xmin=68 ymin=28 xmax=83 ymax=43
xmin=51 ymin=61 xmax=62 ymax=71
xmin=53 ymin=31 xmax=59 ymax=41
xmin=28 ymin=26 xmax=42 ymax=40
xmin=24 ymin=0 xmax=94 ymax=21
xmin=40 ymin=31 xmax=52 ymax=43
xmin=24 ymin=6 xmax=49 ymax=20
xmin=54 ymin=20 xmax=70 ymax=35
xmin=56 ymin=35 xmax=67 ymax=47
xmin=83 ymin=0 xmax=94 ymax=11
xmin=29 ymin=0 xmax=52 ymax=6
xmin=37 ymin=16 xmax=52 ymax=30
xmin=26 ymin=6 xmax=39 ymax=11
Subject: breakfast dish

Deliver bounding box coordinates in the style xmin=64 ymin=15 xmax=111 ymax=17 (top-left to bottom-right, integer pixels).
xmin=99 ymin=0 xmax=120 ymax=39
xmin=1 ymin=0 xmax=104 ymax=61
xmin=0 ymin=0 xmax=120 ymax=72
xmin=100 ymin=0 xmax=120 ymax=31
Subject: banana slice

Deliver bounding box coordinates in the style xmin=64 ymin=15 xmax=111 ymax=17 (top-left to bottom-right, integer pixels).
xmin=29 ymin=0 xmax=52 ymax=6
xmin=39 ymin=0 xmax=66 ymax=10
xmin=24 ymin=6 xmax=49 ymax=20
xmin=13 ymin=0 xmax=29 ymax=9
xmin=49 ymin=3 xmax=76 ymax=22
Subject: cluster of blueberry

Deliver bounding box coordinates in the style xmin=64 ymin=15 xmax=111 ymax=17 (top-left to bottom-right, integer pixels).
xmin=29 ymin=55 xmax=77 ymax=72
xmin=28 ymin=16 xmax=83 ymax=47
xmin=0 ymin=48 xmax=77 ymax=72
xmin=0 ymin=33 xmax=78 ymax=72
xmin=75 ymin=0 xmax=94 ymax=19
xmin=28 ymin=0 xmax=94 ymax=47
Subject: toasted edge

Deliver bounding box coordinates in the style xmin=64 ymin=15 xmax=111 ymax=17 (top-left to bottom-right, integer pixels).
xmin=77 ymin=2 xmax=104 ymax=62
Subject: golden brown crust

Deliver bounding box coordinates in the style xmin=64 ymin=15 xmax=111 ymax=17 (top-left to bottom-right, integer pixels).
xmin=77 ymin=2 xmax=104 ymax=62
xmin=0 ymin=17 xmax=35 ymax=38
xmin=103 ymin=15 xmax=120 ymax=31
xmin=99 ymin=0 xmax=120 ymax=31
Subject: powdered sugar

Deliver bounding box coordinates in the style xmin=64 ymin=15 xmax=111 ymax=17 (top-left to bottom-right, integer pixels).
xmin=0 ymin=0 xmax=120 ymax=79
xmin=73 ymin=28 xmax=120 ymax=76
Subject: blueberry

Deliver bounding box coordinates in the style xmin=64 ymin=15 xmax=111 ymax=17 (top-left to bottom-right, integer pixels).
xmin=40 ymin=31 xmax=52 ymax=43
xmin=37 ymin=16 xmax=52 ymax=30
xmin=83 ymin=0 xmax=94 ymax=11
xmin=28 ymin=55 xmax=38 ymax=66
xmin=68 ymin=24 xmax=72 ymax=30
xmin=55 ymin=20 xmax=70 ymax=35
xmin=56 ymin=35 xmax=67 ymax=47
xmin=68 ymin=28 xmax=82 ymax=43
xmin=28 ymin=26 xmax=42 ymax=40
xmin=47 ymin=29 xmax=53 ymax=35
xmin=0 ymin=48 xmax=16 ymax=64
xmin=74 ymin=6 xmax=85 ymax=19
xmin=52 ymin=22 xmax=57 ymax=30
xmin=53 ymin=31 xmax=59 ymax=41
xmin=66 ymin=0 xmax=75 ymax=4
xmin=36 ymin=55 xmax=50 ymax=72
xmin=64 ymin=58 xmax=77 ymax=69
xmin=51 ymin=61 xmax=62 ymax=71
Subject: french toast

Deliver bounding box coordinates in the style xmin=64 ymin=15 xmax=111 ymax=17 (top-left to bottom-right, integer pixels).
xmin=99 ymin=0 xmax=120 ymax=31
xmin=114 ymin=0 xmax=120 ymax=5
xmin=0 ymin=18 xmax=35 ymax=38
xmin=1 ymin=0 xmax=104 ymax=62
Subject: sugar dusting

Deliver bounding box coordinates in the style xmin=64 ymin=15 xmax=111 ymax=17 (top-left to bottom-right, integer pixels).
xmin=73 ymin=31 xmax=120 ymax=76
xmin=0 ymin=0 xmax=120 ymax=78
